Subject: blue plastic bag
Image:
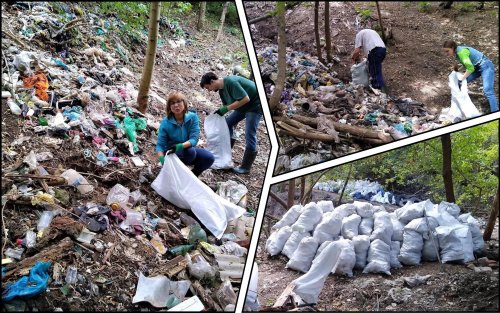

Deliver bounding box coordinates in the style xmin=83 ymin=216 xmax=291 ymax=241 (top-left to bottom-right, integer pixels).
xmin=2 ymin=261 xmax=51 ymax=301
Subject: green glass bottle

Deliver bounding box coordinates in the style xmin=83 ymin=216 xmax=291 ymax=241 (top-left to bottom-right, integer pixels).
xmin=167 ymin=244 xmax=194 ymax=257
xmin=38 ymin=116 xmax=48 ymax=126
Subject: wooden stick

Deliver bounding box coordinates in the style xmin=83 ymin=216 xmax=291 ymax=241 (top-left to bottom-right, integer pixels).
xmin=269 ymin=191 xmax=288 ymax=209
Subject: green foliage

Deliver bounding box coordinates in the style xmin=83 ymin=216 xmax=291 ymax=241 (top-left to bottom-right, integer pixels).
xmin=403 ymin=1 xmax=411 ymax=8
xmin=205 ymin=2 xmax=239 ymax=27
xmin=320 ymin=121 xmax=499 ymax=213
xmin=161 ymin=2 xmax=192 ymax=16
xmin=418 ymin=1 xmax=431 ymax=13
xmin=98 ymin=2 xmax=150 ymax=31
xmin=355 ymin=7 xmax=373 ymax=21
xmin=456 ymin=2 xmax=476 ymax=12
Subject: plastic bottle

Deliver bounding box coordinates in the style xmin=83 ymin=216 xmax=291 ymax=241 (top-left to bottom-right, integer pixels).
xmin=167 ymin=244 xmax=194 ymax=257
xmin=16 ymin=230 xmax=36 ymax=248
xmin=60 ymin=169 xmax=94 ymax=194
xmin=8 ymin=99 xmax=22 ymax=115
xmin=37 ymin=211 xmax=54 ymax=231
xmin=65 ymin=266 xmax=78 ymax=284
xmin=188 ymin=224 xmax=207 ymax=244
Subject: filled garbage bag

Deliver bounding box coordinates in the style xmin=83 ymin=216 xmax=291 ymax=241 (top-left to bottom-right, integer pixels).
xmin=313 ymin=211 xmax=342 ymax=244
xmin=151 ymin=154 xmax=245 ymax=239
xmin=370 ymin=211 xmax=393 ymax=245
xmin=390 ymin=212 xmax=404 ymax=241
xmin=359 ymin=217 xmax=374 ymax=236
xmin=272 ymin=204 xmax=303 ymax=231
xmin=439 ymin=71 xmax=480 ymax=122
xmin=363 ymin=239 xmax=391 ymax=275
xmin=398 ymin=230 xmax=424 ymax=266
xmin=2 ymin=261 xmax=51 ymax=301
xmin=351 ymin=59 xmax=370 ymax=87
xmin=341 ymin=214 xmax=361 ymax=240
xmin=286 ymin=236 xmax=319 ymax=273
xmin=282 ymin=230 xmax=309 ymax=259
xmin=292 ymin=202 xmax=323 ymax=233
xmin=458 ymin=213 xmax=485 ymax=255
xmin=352 ymin=235 xmax=370 ymax=269
xmin=317 ymin=200 xmax=334 ymax=213
xmin=292 ymin=241 xmax=343 ymax=304
xmin=422 ymin=238 xmax=439 ymax=261
xmin=204 ymin=114 xmax=234 ymax=169
xmin=389 ymin=241 xmax=402 ymax=269
xmin=331 ymin=239 xmax=356 ymax=277
xmin=266 ymin=226 xmax=293 ymax=256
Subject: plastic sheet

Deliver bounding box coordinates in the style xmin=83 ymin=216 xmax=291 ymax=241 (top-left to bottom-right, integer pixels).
xmin=132 ymin=272 xmax=190 ymax=308
xmin=2 ymin=261 xmax=51 ymax=301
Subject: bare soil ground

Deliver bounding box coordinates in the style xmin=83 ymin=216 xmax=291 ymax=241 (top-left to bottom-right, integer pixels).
xmin=256 ymin=189 xmax=499 ymax=311
xmin=245 ymin=1 xmax=499 ymax=114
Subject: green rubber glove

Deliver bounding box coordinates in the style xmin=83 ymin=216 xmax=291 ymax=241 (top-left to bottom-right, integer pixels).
xmin=215 ymin=106 xmax=229 ymax=116
xmin=159 ymin=155 xmax=165 ymax=165
xmin=166 ymin=143 xmax=184 ymax=155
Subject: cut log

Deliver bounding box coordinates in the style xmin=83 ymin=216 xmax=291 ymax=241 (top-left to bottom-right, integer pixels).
xmin=276 ymin=121 xmax=340 ymax=142
xmin=4 ymin=237 xmax=74 ymax=280
xmin=273 ymin=282 xmax=296 ymax=308
xmin=317 ymin=116 xmax=340 ymax=143
xmin=191 ymin=281 xmax=223 ymax=311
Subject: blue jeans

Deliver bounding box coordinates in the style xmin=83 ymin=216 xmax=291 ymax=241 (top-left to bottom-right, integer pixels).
xmin=466 ymin=58 xmax=498 ymax=112
xmin=176 ymin=147 xmax=214 ymax=176
xmin=226 ymin=110 xmax=262 ymax=152
xmin=368 ymin=47 xmax=386 ymax=89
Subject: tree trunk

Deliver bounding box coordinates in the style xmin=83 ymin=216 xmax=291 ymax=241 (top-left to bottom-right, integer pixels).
xmin=483 ymin=184 xmax=499 ymax=241
xmin=137 ymin=2 xmax=161 ymax=114
xmin=375 ymin=1 xmax=386 ymax=42
xmin=287 ymin=179 xmax=295 ymax=208
xmin=268 ymin=1 xmax=287 ymax=112
xmin=216 ymin=2 xmax=229 ymax=42
xmin=324 ymin=1 xmax=332 ymax=62
xmin=441 ymin=134 xmax=455 ymax=203
xmin=300 ymin=176 xmax=306 ymax=201
xmin=314 ymin=2 xmax=323 ymax=63
xmin=197 ymin=2 xmax=207 ymax=31
xmin=439 ymin=1 xmax=454 ymax=9
xmin=269 ymin=191 xmax=288 ymax=209
xmin=337 ymin=163 xmax=353 ymax=206
xmin=301 ymin=169 xmax=331 ymax=204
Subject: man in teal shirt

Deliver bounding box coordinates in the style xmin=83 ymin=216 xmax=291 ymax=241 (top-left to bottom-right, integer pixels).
xmin=200 ymin=72 xmax=262 ymax=174
xmin=442 ymin=40 xmax=498 ymax=113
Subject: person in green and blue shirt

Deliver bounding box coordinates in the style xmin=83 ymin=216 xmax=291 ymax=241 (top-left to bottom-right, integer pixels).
xmin=442 ymin=40 xmax=498 ymax=112
xmin=156 ymin=91 xmax=214 ymax=176
xmin=200 ymin=72 xmax=262 ymax=174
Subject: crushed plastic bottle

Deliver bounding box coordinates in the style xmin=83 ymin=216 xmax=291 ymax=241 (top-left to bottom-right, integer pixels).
xmin=37 ymin=211 xmax=54 ymax=231
xmin=5 ymin=247 xmax=24 ymax=260
xmin=65 ymin=266 xmax=78 ymax=284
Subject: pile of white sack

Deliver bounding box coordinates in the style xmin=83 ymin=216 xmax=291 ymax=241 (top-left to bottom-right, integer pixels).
xmin=266 ymin=200 xmax=486 ymax=304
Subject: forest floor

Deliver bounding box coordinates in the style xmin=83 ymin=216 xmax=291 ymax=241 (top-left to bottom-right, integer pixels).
xmin=1 ymin=2 xmax=269 ymax=311
xmin=245 ymin=1 xmax=499 ymax=114
xmin=256 ymin=189 xmax=499 ymax=311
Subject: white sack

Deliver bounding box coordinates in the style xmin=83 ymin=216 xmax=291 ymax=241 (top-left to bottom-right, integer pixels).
xmin=341 ymin=214 xmax=361 ymax=240
xmin=389 ymin=241 xmax=402 ymax=269
xmin=313 ymin=212 xmax=342 ymax=244
xmin=359 ymin=217 xmax=374 ymax=236
xmin=151 ymin=154 xmax=244 ymax=239
xmin=317 ymin=200 xmax=334 ymax=213
xmin=292 ymin=241 xmax=342 ymax=304
xmin=292 ymin=202 xmax=323 ymax=232
xmin=352 ymin=235 xmax=370 ymax=270
xmin=439 ymin=71 xmax=480 ymax=122
xmin=204 ymin=114 xmax=234 ymax=169
xmin=398 ymin=230 xmax=423 ymax=266
xmin=436 ymin=225 xmax=464 ymax=263
xmin=425 ymin=203 xmax=460 ymax=227
xmin=286 ymin=236 xmax=319 ymax=273
xmin=363 ymin=239 xmax=391 ymax=275
xmin=390 ymin=212 xmax=404 ymax=242
xmin=404 ymin=217 xmax=439 ymax=240
xmin=353 ymin=201 xmax=374 ymax=218
xmin=266 ymin=226 xmax=293 ymax=256
xmin=332 ymin=239 xmax=356 ymax=277
xmin=282 ymin=231 xmax=309 ymax=259
xmin=395 ymin=200 xmax=429 ymax=224
xmin=370 ymin=211 xmax=393 ymax=245
xmin=422 ymin=238 xmax=439 ymax=262
xmin=438 ymin=201 xmax=461 ymax=218
xmin=333 ymin=203 xmax=357 ymax=220
xmin=454 ymin=224 xmax=475 ymax=262
xmin=351 ymin=59 xmax=370 ymax=87
xmin=272 ymin=204 xmax=303 ymax=230
xmin=458 ymin=213 xmax=485 ymax=254
xmin=314 ymin=240 xmax=332 ymax=259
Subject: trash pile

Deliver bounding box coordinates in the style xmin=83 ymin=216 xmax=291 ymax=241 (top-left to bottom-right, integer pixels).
xmin=258 ymin=46 xmax=463 ymax=174
xmin=266 ymin=199 xmax=486 ymax=304
xmin=1 ymin=2 xmax=256 ymax=311
xmin=314 ymin=179 xmax=420 ymax=206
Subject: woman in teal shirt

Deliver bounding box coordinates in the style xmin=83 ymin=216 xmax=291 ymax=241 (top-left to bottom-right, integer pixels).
xmin=442 ymin=40 xmax=498 ymax=112
xmin=156 ymin=91 xmax=214 ymax=176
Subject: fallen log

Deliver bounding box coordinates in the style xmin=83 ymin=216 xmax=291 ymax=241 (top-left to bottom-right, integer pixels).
xmin=191 ymin=281 xmax=222 ymax=311
xmin=3 ymin=237 xmax=74 ymax=280
xmin=276 ymin=121 xmax=340 ymax=143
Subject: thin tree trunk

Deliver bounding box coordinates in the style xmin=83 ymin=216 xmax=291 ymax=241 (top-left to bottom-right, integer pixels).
xmin=314 ymin=2 xmax=323 ymax=63
xmin=268 ymin=1 xmax=287 ymax=112
xmin=375 ymin=1 xmax=386 ymax=42
xmin=269 ymin=191 xmax=287 ymax=209
xmin=137 ymin=2 xmax=161 ymax=114
xmin=483 ymin=184 xmax=499 ymax=241
xmin=216 ymin=2 xmax=229 ymax=42
xmin=300 ymin=176 xmax=306 ymax=201
xmin=324 ymin=1 xmax=332 ymax=62
xmin=337 ymin=163 xmax=353 ymax=206
xmin=197 ymin=2 xmax=206 ymax=31
xmin=287 ymin=179 xmax=295 ymax=208
xmin=301 ymin=169 xmax=331 ymax=204
xmin=441 ymin=134 xmax=455 ymax=203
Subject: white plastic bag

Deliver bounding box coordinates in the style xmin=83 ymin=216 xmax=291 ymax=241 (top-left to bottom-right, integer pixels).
xmin=332 ymin=239 xmax=356 ymax=277
xmin=458 ymin=213 xmax=485 ymax=254
xmin=286 ymin=237 xmax=319 ymax=273
xmin=370 ymin=211 xmax=393 ymax=245
xmin=293 ymin=241 xmax=342 ymax=304
xmin=390 ymin=212 xmax=404 ymax=242
xmin=272 ymin=204 xmax=303 ymax=230
xmin=317 ymin=200 xmax=334 ymax=213
xmin=436 ymin=225 xmax=465 ymax=263
xmin=341 ymin=214 xmax=361 ymax=240
xmin=313 ymin=212 xmax=342 ymax=244
xmin=363 ymin=239 xmax=391 ymax=275
xmin=439 ymin=71 xmax=480 ymax=122
xmin=425 ymin=203 xmax=460 ymax=227
xmin=353 ymin=201 xmax=374 ymax=218
xmin=422 ymin=238 xmax=439 ymax=261
xmin=359 ymin=217 xmax=374 ymax=236
xmin=404 ymin=217 xmax=439 ymax=240
xmin=438 ymin=201 xmax=461 ymax=218
xmin=266 ymin=226 xmax=293 ymax=256
xmin=453 ymin=224 xmax=475 ymax=262
xmin=389 ymin=241 xmax=402 ymax=269
xmin=292 ymin=202 xmax=323 ymax=232
xmin=398 ymin=230 xmax=423 ymax=266
xmin=282 ymin=231 xmax=309 ymax=259
xmin=395 ymin=200 xmax=428 ymax=224
xmin=204 ymin=114 xmax=234 ymax=169
xmin=352 ymin=235 xmax=370 ymax=270
xmin=333 ymin=203 xmax=357 ymax=220
xmin=351 ymin=59 xmax=370 ymax=87
xmin=151 ymin=154 xmax=244 ymax=239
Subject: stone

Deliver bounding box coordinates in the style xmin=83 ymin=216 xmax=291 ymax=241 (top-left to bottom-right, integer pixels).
xmin=336 ymin=90 xmax=346 ymax=98
xmin=477 ymin=257 xmax=490 ymax=267
xmin=474 ymin=267 xmax=492 ymax=273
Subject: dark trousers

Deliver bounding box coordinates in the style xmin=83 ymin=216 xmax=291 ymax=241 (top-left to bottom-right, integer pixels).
xmin=368 ymin=47 xmax=386 ymax=89
xmin=176 ymin=147 xmax=214 ymax=176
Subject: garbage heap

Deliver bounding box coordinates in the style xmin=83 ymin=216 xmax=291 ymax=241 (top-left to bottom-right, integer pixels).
xmin=258 ymin=46 xmax=444 ymax=173
xmin=266 ymin=199 xmax=486 ymax=304
xmin=1 ymin=2 xmax=254 ymax=311
xmin=314 ymin=179 xmax=421 ymax=206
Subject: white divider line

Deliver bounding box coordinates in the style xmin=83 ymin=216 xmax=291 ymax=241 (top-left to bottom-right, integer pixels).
xmin=235 ymin=0 xmax=279 ymax=312
xmin=270 ymin=112 xmax=500 ymax=185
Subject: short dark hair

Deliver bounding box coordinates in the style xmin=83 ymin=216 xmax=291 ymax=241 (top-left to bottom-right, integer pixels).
xmin=443 ymin=40 xmax=457 ymax=51
xmin=200 ymin=72 xmax=218 ymax=88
